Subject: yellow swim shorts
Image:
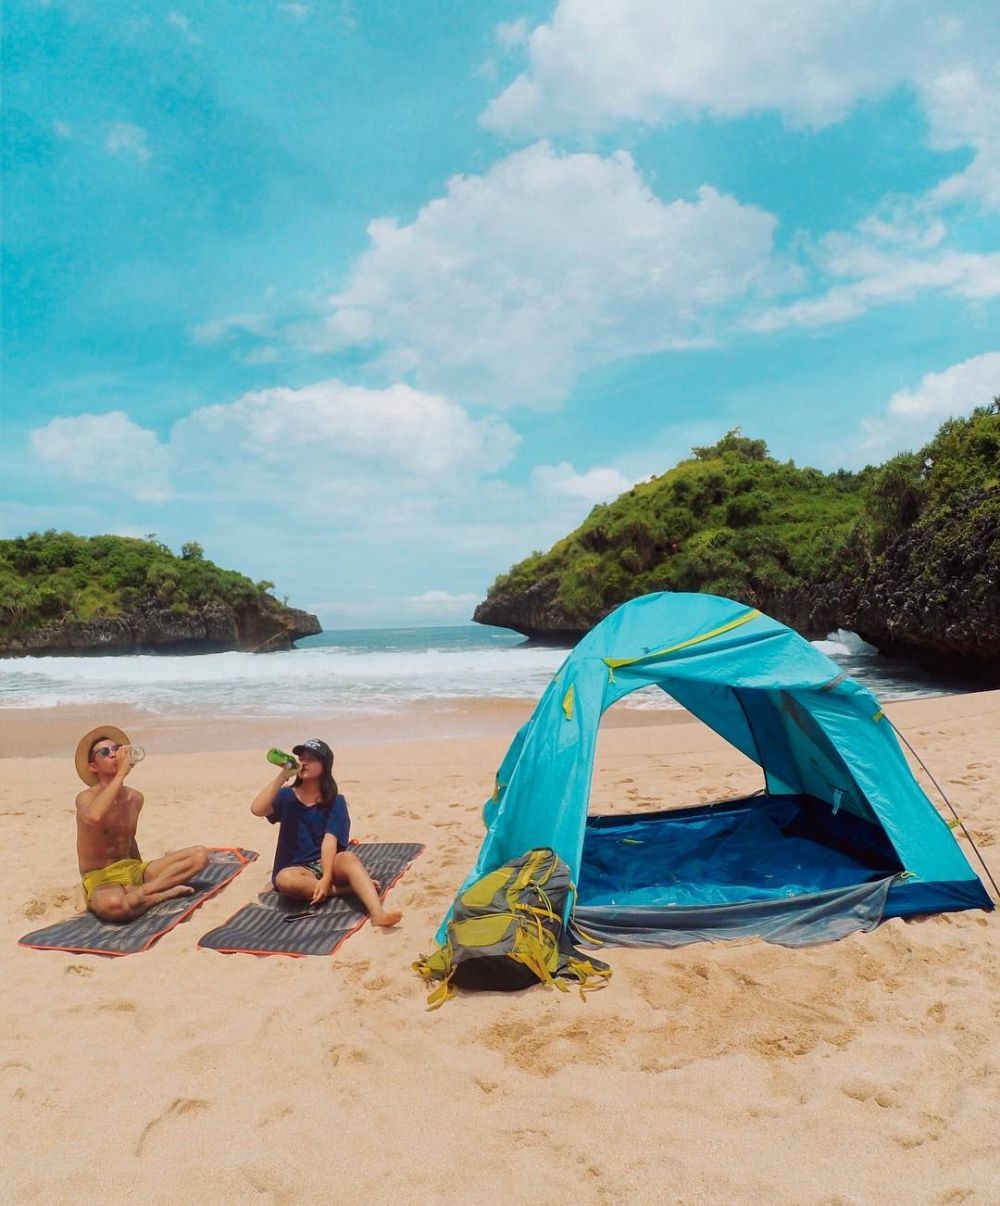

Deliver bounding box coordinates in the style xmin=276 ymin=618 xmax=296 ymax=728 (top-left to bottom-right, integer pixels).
xmin=82 ymin=858 xmax=149 ymax=902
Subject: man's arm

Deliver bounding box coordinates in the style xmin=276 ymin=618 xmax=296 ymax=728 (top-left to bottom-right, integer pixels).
xmin=75 ymin=747 xmax=133 ymax=826
xmin=130 ymin=793 xmax=144 ymax=859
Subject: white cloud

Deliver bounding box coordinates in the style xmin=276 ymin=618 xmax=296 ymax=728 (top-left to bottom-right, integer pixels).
xmin=748 ymin=245 xmax=1000 ymax=333
xmin=170 ymin=380 xmax=519 ymax=485
xmin=484 ymin=1 xmax=1000 ymax=210
xmin=104 ymin=122 xmax=152 ymax=163
xmin=28 ymin=412 xmax=171 ymax=501
xmin=406 ymin=590 xmax=481 ymax=610
xmin=52 ymin=120 xmax=72 ymax=139
xmin=191 ymin=313 xmax=273 ymax=344
xmin=315 ymin=143 xmax=780 ymax=406
xmin=496 ymin=19 xmax=530 ymax=50
xmin=856 ymin=352 xmax=1000 ymax=461
xmin=167 ymin=11 xmax=201 ymax=43
xmin=886 ymin=352 xmax=1000 ymax=419
xmin=23 ymin=384 xmax=522 ymax=562
xmin=744 ymin=205 xmax=1000 ymax=333
xmin=279 ymin=3 xmax=310 ymax=19
xmin=531 ymin=461 xmax=635 ymax=505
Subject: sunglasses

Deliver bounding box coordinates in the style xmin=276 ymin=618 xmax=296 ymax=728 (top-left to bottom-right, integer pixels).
xmin=92 ymin=744 xmax=121 ymax=760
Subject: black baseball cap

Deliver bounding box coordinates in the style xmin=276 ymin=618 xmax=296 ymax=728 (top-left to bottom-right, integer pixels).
xmin=292 ymin=738 xmax=334 ymax=768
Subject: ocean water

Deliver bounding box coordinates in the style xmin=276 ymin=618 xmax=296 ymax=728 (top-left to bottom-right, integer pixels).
xmin=0 ymin=623 xmax=974 ymax=718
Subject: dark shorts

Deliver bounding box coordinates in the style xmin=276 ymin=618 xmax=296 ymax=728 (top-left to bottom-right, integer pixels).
xmin=273 ymin=860 xmax=323 ymax=888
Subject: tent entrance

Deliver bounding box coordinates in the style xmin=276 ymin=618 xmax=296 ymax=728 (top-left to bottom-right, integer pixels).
xmin=575 ymin=794 xmax=904 ymax=947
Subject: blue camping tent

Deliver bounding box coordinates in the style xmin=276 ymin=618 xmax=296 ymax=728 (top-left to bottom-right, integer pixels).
xmin=441 ymin=593 xmax=992 ymax=948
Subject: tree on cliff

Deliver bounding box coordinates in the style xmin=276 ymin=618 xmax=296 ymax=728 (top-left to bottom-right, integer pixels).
xmin=0 ymin=532 xmax=282 ymax=637
xmin=476 ymin=403 xmax=1000 ymax=669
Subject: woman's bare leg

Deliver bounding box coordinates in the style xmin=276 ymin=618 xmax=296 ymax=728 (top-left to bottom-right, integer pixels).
xmin=332 ymin=851 xmax=401 ymax=926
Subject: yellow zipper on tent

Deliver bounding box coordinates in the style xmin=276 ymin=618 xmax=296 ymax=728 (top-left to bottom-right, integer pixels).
xmin=603 ymin=608 xmax=762 ymax=673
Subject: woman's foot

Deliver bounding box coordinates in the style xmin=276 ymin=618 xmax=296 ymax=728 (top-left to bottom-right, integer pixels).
xmin=370 ymin=908 xmax=402 ymax=927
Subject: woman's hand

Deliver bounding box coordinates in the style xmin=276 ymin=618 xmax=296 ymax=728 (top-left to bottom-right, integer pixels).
xmin=310 ymin=877 xmax=332 ymax=906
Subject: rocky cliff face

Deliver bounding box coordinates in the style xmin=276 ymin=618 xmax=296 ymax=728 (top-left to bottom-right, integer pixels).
xmin=473 ymin=578 xmax=583 ymax=643
xmin=476 ymin=490 xmax=1000 ymax=679
xmin=0 ymin=600 xmax=321 ymax=657
xmin=834 ymin=488 xmax=999 ymax=672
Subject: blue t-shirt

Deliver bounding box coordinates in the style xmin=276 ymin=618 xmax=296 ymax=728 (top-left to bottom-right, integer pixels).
xmin=267 ymin=787 xmax=351 ymax=879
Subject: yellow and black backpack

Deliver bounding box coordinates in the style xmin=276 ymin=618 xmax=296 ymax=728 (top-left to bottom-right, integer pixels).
xmin=414 ymin=848 xmax=611 ymax=1008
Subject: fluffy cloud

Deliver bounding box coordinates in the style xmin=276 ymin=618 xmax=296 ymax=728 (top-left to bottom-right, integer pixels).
xmin=27 ymin=383 xmax=519 ymax=525
xmin=104 ymin=122 xmax=152 ymax=163
xmin=531 ymin=461 xmax=635 ymax=505
xmin=405 ymin=590 xmax=481 ymax=610
xmin=191 ymin=313 xmax=273 ymax=345
xmin=886 ymin=352 xmax=1000 ymax=419
xmin=747 ymin=232 xmax=1000 ymax=333
xmin=166 ymin=11 xmax=201 ymax=44
xmin=28 ymin=411 xmax=171 ymax=501
xmin=170 ymin=380 xmax=518 ymax=484
xmin=315 ymin=143 xmax=779 ymax=406
xmin=857 ymin=352 xmax=1000 ymax=460
xmin=484 ymin=1 xmax=999 ymax=210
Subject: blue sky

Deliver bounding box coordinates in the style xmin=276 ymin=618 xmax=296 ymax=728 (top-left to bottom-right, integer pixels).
xmin=3 ymin=1 xmax=998 ymax=628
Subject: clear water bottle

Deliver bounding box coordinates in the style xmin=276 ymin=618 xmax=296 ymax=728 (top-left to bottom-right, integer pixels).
xmin=267 ymin=747 xmax=298 ymax=770
xmin=127 ymin=745 xmax=146 ymax=766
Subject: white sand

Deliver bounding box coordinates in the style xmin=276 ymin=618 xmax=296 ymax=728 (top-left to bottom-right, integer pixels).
xmin=2 ymin=692 xmax=998 ymax=1204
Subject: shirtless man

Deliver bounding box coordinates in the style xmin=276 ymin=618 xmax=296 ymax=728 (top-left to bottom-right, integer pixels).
xmin=75 ymin=725 xmax=209 ymax=922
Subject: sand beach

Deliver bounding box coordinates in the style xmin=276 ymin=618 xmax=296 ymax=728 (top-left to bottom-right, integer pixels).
xmin=2 ymin=691 xmax=998 ymax=1204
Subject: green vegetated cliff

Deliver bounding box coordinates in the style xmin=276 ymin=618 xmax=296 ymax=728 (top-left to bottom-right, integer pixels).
xmin=0 ymin=533 xmax=321 ymax=656
xmin=476 ymin=404 xmax=1000 ymax=674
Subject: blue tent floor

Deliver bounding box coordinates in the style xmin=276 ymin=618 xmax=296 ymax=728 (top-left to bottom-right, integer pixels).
xmin=578 ymin=794 xmax=900 ymax=910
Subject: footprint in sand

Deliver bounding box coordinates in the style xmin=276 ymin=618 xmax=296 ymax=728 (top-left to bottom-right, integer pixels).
xmin=257 ymin=1104 xmax=293 ymax=1126
xmin=0 ymin=1062 xmax=31 ymax=1107
xmin=134 ymin=1098 xmax=209 ymax=1157
xmin=891 ymin=1111 xmax=946 ymax=1149
xmin=66 ymin=998 xmax=138 ymax=1016
xmin=23 ymin=890 xmax=74 ymax=920
xmin=327 ymin=1044 xmax=372 ymax=1067
xmin=239 ymin=1163 xmax=298 ymax=1201
xmin=840 ymin=1080 xmax=902 ymax=1108
xmin=402 ymin=888 xmax=436 ymax=909
xmin=478 ymin=1012 xmax=634 ymax=1078
xmin=65 ymin=963 xmax=94 ymax=978
xmin=335 ymin=958 xmax=372 ymax=985
xmin=503 ymin=1127 xmax=552 ymax=1149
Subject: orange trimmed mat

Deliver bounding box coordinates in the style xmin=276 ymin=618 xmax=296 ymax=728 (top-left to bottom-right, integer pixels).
xmin=198 ymin=842 xmax=423 ymax=956
xmin=19 ymin=848 xmax=257 ymax=956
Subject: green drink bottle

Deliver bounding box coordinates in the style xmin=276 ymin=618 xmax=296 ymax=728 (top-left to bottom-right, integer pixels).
xmin=267 ymin=748 xmax=298 ymax=770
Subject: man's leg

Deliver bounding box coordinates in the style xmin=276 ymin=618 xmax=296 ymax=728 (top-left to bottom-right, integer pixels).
xmin=87 ymin=880 xmax=196 ymax=923
xmin=142 ymin=846 xmax=209 ymax=894
xmin=331 ymin=850 xmax=401 ymax=927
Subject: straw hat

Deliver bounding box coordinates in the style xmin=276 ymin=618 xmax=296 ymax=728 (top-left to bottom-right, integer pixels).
xmin=75 ymin=725 xmax=131 ymax=785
